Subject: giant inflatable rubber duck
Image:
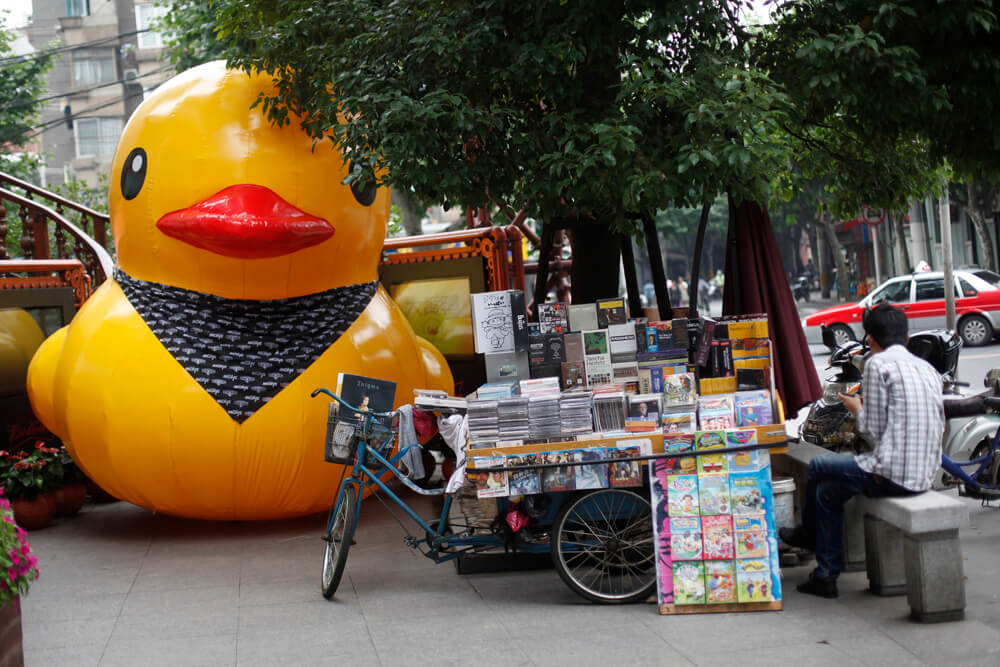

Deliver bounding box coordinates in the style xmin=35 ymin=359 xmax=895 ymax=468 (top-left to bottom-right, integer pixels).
xmin=27 ymin=61 xmax=452 ymax=519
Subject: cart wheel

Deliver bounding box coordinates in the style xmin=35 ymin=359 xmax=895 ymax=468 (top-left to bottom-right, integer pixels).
xmin=321 ymin=483 xmax=357 ymax=600
xmin=551 ymin=489 xmax=655 ymax=604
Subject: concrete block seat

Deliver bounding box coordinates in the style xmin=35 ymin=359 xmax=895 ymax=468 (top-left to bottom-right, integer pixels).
xmin=778 ymin=442 xmax=970 ymax=623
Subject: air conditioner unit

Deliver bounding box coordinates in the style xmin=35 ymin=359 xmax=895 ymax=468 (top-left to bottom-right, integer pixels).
xmin=123 ymin=68 xmax=139 ymax=81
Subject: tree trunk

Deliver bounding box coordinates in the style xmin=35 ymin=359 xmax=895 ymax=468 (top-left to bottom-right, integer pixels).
xmin=954 ymin=182 xmax=999 ymax=272
xmin=819 ymin=214 xmax=850 ymax=301
xmin=569 ymin=218 xmax=622 ymax=303
xmin=816 ymin=221 xmax=831 ymax=299
xmin=391 ymin=186 xmax=423 ymax=236
xmin=892 ymin=209 xmax=911 ymax=273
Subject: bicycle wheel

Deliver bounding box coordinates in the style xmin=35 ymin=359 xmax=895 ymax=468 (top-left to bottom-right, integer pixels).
xmin=551 ymin=488 xmax=655 ymax=604
xmin=321 ymin=483 xmax=358 ymax=600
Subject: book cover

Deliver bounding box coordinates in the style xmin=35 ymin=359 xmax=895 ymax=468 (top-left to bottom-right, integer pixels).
xmin=560 ymin=361 xmax=586 ymax=390
xmin=662 ymin=372 xmax=697 ymax=407
xmin=729 ymin=449 xmax=770 ymax=475
xmin=698 ymin=394 xmax=736 ymax=430
xmin=624 ymin=418 xmax=659 ymax=433
xmin=661 ymin=409 xmax=697 ymax=434
xmin=568 ymin=303 xmax=599 ymax=332
xmin=673 ymin=561 xmax=706 ymax=605
xmin=670 ymin=516 xmax=703 ymax=560
xmin=507 ymin=453 xmax=541 ymax=495
xmin=634 ymin=318 xmax=649 ymax=354
xmin=336 ymin=373 xmax=397 ymax=425
xmin=564 ymin=331 xmax=585 ymax=362
xmin=574 ymin=447 xmax=609 ymax=489
xmin=582 ymin=329 xmax=613 ymax=386
xmin=628 ymin=393 xmax=662 ymax=422
xmin=540 ymin=450 xmax=576 ymax=492
xmin=667 ymin=474 xmax=700 ymax=517
xmin=484 ymin=350 xmax=529 ymax=382
xmin=694 ymin=318 xmax=716 ymax=367
xmin=528 ymin=333 xmax=565 ymax=379
xmin=730 ymin=472 xmax=766 ymax=515
xmin=734 ymin=389 xmax=774 ymax=427
xmin=702 ymin=515 xmax=735 ymax=560
xmin=725 ymin=428 xmax=758 ymax=449
xmin=698 ymin=474 xmax=731 ymax=515
xmin=705 ymin=560 xmax=737 ymax=604
xmin=470 ymin=290 xmax=529 ymax=354
xmin=472 ymin=456 xmax=508 ymax=498
xmin=596 ymin=297 xmax=628 ymax=327
xmin=650 ymin=459 xmax=674 ymax=604
xmin=671 ymin=318 xmax=689 ymax=348
xmin=736 ymin=558 xmax=773 ymax=602
xmin=736 ymin=367 xmax=769 ymax=391
xmin=538 ymin=302 xmax=569 ymax=334
xmin=732 ymin=336 xmax=771 ymax=360
xmin=607 ymin=322 xmax=638 ymax=363
xmin=662 ymin=432 xmax=696 ymax=475
xmin=733 ymin=514 xmax=770 ymax=558
xmin=611 ymin=361 xmax=639 ymax=388
xmin=608 ymin=444 xmax=642 ymax=487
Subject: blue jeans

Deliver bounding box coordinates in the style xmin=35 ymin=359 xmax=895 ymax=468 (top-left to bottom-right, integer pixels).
xmin=802 ymin=454 xmax=915 ymax=581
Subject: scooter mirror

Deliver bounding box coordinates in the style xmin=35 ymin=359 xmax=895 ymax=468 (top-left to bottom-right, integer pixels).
xmin=821 ymin=326 xmax=837 ymax=348
xmin=985 ymin=368 xmax=1000 ymax=392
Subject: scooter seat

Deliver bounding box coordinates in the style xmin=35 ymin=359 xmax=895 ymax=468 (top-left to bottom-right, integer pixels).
xmin=944 ymin=394 xmax=988 ymax=418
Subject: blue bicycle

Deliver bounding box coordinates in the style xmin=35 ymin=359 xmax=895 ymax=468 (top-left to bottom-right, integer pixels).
xmin=941 ymin=396 xmax=1000 ymax=502
xmin=311 ymin=388 xmax=656 ymax=604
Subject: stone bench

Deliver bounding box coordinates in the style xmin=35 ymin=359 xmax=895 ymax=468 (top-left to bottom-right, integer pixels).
xmin=776 ymin=442 xmax=970 ymax=623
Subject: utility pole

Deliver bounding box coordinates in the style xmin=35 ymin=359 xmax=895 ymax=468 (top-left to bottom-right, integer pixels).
xmin=940 ymin=186 xmax=957 ymax=332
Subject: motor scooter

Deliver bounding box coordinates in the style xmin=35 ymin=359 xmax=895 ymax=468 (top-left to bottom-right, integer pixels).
xmin=792 ymin=274 xmax=810 ymax=302
xmin=938 ymin=368 xmax=1000 ymax=494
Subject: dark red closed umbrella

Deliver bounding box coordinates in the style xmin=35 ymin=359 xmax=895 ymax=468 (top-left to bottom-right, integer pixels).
xmin=723 ymin=200 xmax=821 ymax=416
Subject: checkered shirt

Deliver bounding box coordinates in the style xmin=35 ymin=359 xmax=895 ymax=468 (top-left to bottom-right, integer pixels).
xmin=855 ymin=343 xmax=944 ymax=491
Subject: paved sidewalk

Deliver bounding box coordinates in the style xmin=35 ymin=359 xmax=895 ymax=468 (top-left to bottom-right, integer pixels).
xmin=19 ymin=483 xmax=1000 ymax=666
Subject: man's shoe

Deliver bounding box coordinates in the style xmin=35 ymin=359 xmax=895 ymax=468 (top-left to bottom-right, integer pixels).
xmin=796 ymin=572 xmax=838 ymax=599
xmin=778 ymin=525 xmax=812 ymax=550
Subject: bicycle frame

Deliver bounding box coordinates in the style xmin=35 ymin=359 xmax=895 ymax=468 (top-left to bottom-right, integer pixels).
xmin=941 ymin=420 xmax=1000 ymax=491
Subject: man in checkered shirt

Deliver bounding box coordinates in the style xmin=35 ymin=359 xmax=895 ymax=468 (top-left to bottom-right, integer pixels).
xmin=781 ymin=304 xmax=944 ymax=598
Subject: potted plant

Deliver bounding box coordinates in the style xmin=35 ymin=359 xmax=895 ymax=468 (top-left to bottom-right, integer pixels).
xmin=52 ymin=444 xmax=87 ymax=517
xmin=0 ymin=489 xmax=39 ymax=665
xmin=0 ymin=443 xmax=63 ymax=530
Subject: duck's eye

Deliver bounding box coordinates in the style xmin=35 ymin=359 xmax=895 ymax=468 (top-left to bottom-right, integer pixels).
xmin=121 ymin=148 xmax=147 ymax=200
xmin=348 ymin=160 xmax=377 ymax=206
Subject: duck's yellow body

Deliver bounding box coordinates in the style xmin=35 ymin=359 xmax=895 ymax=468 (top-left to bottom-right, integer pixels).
xmin=27 ymin=61 xmax=452 ymax=519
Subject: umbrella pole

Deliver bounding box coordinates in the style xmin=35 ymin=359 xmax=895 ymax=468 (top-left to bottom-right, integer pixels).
xmin=641 ymin=212 xmax=672 ymax=319
xmin=724 ymin=192 xmax=744 ymax=314
xmin=620 ymin=235 xmax=642 ymax=318
xmin=688 ymin=201 xmax=712 ymax=315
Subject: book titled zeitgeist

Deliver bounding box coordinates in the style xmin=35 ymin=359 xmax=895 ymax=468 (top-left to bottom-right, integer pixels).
xmin=336 ymin=373 xmax=397 ymax=426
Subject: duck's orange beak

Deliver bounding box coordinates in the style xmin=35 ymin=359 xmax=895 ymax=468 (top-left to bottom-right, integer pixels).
xmin=156 ymin=184 xmax=334 ymax=259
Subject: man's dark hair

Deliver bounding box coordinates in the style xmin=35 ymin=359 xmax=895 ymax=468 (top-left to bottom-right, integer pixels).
xmin=863 ymin=303 xmax=908 ymax=348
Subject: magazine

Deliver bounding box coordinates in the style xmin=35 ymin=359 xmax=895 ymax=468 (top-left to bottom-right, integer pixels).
xmin=673 ymin=561 xmax=706 ymax=605
xmin=670 ymin=516 xmax=703 ymax=560
xmin=667 ymin=474 xmax=700 ymax=517
xmin=608 ymin=444 xmax=642 ymax=487
xmin=507 ymin=453 xmax=541 ymax=495
xmin=697 ymin=394 xmax=736 ymax=430
xmin=702 ymin=515 xmax=735 ymax=560
xmin=540 ymin=450 xmax=575 ymax=492
xmin=663 ymin=432 xmax=696 ymax=475
xmin=706 ymin=560 xmax=738 ymax=604
xmin=698 ymin=474 xmax=731 ymax=515
xmin=472 ymin=456 xmax=508 ymax=499
xmin=730 ymin=472 xmax=766 ymax=515
xmin=734 ymin=389 xmax=773 ymax=426
xmin=736 ymin=558 xmax=773 ymax=602
xmin=574 ymin=447 xmax=609 ymax=489
xmin=733 ymin=513 xmax=770 ymax=558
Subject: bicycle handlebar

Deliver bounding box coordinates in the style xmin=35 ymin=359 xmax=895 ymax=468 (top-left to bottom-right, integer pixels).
xmin=311 ymin=387 xmax=399 ymax=419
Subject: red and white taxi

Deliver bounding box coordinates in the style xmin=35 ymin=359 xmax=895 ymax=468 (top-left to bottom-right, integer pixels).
xmin=802 ymin=269 xmax=1000 ymax=347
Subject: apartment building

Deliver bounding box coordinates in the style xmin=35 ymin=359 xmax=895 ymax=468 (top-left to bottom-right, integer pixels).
xmin=24 ymin=0 xmax=174 ymax=188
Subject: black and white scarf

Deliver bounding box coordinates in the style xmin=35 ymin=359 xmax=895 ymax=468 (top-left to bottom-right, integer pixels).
xmin=115 ymin=268 xmax=378 ymax=423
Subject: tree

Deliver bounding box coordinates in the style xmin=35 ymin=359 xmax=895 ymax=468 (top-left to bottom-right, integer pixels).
xmin=0 ymin=15 xmax=55 ymax=178
xmin=952 ymin=181 xmax=1000 ymax=272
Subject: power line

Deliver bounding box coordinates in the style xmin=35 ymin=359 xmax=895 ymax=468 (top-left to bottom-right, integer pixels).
xmin=0 ymin=28 xmax=152 ymax=68
xmin=2 ymin=63 xmax=175 ymax=112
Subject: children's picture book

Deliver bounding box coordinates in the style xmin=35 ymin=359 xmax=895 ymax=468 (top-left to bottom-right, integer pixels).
xmin=736 ymin=558 xmax=773 ymax=602
xmin=663 ymin=433 xmax=696 ymax=475
xmin=698 ymin=474 xmax=731 ymax=515
xmin=661 ymin=409 xmax=696 ymax=434
xmin=574 ymin=447 xmax=609 ymax=489
xmin=608 ymin=444 xmax=643 ymax=487
xmin=540 ymin=450 xmax=575 ymax=492
xmin=729 ymin=449 xmax=770 ymax=475
xmin=695 ymin=430 xmax=728 ymax=475
xmin=667 ymin=474 xmax=700 ymax=517
xmin=734 ymin=389 xmax=774 ymax=426
xmin=470 ymin=290 xmax=528 ymax=354
xmin=596 ymin=297 xmax=628 ymax=327
xmin=706 ymin=560 xmax=737 ymax=604
xmin=673 ymin=561 xmax=706 ymax=605
xmin=650 ymin=459 xmax=674 ymax=605
xmin=702 ymin=515 xmax=735 ymax=560
xmin=663 ymin=372 xmax=697 ymax=407
xmin=698 ymin=394 xmax=736 ymax=430
xmin=472 ymin=456 xmax=508 ymax=498
xmin=568 ymin=303 xmax=599 ymax=332
xmin=670 ymin=516 xmax=703 ymax=561
xmin=730 ymin=472 xmax=766 ymax=515
xmin=725 ymin=428 xmax=758 ymax=449
xmin=507 ymin=453 xmax=541 ymax=495
xmin=336 ymin=373 xmax=397 ymax=426
xmin=538 ymin=302 xmax=569 ymax=334
xmin=695 ymin=430 xmax=726 ymax=451
xmin=734 ymin=513 xmax=770 ymax=558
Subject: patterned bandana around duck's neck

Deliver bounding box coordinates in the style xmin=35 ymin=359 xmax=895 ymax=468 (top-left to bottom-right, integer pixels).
xmin=114 ymin=268 xmax=378 ymax=423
